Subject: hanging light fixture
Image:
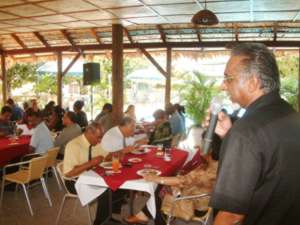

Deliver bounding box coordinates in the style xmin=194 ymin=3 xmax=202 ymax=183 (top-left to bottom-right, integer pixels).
xmin=191 ymin=0 xmax=219 ymax=25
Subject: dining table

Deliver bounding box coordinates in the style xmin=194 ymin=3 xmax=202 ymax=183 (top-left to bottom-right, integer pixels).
xmin=75 ymin=146 xmax=188 ymax=218
xmin=0 ymin=135 xmax=31 ymax=167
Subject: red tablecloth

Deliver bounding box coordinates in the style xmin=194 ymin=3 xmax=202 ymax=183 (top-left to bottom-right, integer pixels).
xmin=0 ymin=136 xmax=31 ymax=167
xmin=94 ymin=148 xmax=188 ymax=191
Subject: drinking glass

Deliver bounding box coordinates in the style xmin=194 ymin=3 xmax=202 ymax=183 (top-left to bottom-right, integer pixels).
xmin=112 ymin=153 xmax=120 ymax=173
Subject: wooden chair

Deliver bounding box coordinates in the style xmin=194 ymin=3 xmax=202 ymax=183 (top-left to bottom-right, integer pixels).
xmin=55 ymin=162 xmax=92 ymax=225
xmin=0 ymin=156 xmax=52 ymax=216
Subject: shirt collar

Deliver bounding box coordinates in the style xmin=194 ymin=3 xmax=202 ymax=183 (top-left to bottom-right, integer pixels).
xmin=80 ymin=134 xmax=91 ymax=149
xmin=244 ymin=91 xmax=281 ymax=117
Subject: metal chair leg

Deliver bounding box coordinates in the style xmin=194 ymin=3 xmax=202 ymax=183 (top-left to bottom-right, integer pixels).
xmin=21 ymin=183 xmax=34 ymax=216
xmin=0 ymin=177 xmax=5 ymax=207
xmin=55 ymin=195 xmax=67 ymax=225
xmin=52 ymin=166 xmax=62 ymax=190
xmin=86 ymin=204 xmax=92 ymax=225
xmin=41 ymin=177 xmax=52 ymax=207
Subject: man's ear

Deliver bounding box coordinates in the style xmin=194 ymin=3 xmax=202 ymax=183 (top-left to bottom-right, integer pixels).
xmin=248 ymin=75 xmax=261 ymax=93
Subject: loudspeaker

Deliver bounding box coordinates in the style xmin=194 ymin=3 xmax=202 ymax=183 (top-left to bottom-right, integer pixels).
xmin=83 ymin=63 xmax=100 ymax=85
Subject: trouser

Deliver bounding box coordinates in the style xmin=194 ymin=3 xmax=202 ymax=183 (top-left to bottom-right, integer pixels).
xmin=93 ymin=189 xmax=127 ymax=225
xmin=141 ymin=185 xmax=165 ymax=225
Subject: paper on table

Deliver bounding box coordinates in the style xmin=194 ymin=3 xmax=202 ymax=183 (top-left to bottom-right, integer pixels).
xmin=17 ymin=124 xmax=33 ymax=136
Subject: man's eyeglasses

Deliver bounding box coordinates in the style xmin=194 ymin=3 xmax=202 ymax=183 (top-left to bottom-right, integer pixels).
xmin=222 ymin=75 xmax=237 ymax=84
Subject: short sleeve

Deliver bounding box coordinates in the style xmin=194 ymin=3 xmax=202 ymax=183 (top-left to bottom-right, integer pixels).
xmin=30 ymin=128 xmax=39 ymax=149
xmin=209 ymin=131 xmax=261 ymax=214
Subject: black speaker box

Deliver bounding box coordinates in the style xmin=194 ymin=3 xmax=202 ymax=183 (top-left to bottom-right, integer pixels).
xmin=83 ymin=63 xmax=100 ymax=85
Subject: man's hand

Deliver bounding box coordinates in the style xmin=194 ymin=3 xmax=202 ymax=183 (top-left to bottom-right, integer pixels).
xmin=203 ymin=111 xmax=232 ymax=138
xmin=123 ymin=145 xmax=135 ymax=154
xmin=90 ymin=155 xmax=104 ymax=167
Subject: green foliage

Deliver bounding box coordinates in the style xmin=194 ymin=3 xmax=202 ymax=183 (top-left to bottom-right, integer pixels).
xmin=280 ymin=77 xmax=298 ymax=110
xmin=35 ymin=73 xmax=57 ymax=95
xmin=179 ymin=72 xmax=217 ymax=124
xmin=7 ymin=63 xmax=39 ymax=94
xmin=277 ymin=55 xmax=299 ymax=111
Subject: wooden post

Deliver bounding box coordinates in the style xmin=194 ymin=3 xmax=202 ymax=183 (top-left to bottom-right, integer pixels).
xmin=298 ymin=48 xmax=300 ymax=111
xmin=57 ymin=52 xmax=63 ymax=106
xmin=112 ymin=24 xmax=124 ymax=125
xmin=1 ymin=54 xmax=7 ymax=105
xmin=165 ymin=47 xmax=172 ymax=108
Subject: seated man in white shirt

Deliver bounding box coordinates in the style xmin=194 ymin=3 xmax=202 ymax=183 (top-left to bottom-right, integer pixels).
xmin=63 ymin=122 xmax=125 ymax=225
xmin=27 ymin=111 xmax=53 ymax=154
xmin=101 ymin=116 xmax=148 ymax=155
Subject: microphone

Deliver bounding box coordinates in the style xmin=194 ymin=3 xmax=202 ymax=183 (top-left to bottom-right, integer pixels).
xmin=202 ymin=96 xmax=223 ymax=155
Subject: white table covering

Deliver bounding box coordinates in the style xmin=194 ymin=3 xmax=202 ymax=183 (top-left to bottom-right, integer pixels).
xmin=75 ymin=170 xmax=158 ymax=217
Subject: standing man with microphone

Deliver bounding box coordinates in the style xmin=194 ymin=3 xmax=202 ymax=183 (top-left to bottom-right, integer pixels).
xmin=208 ymin=43 xmax=300 ymax=225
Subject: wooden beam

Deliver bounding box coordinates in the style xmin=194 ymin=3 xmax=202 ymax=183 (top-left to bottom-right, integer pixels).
xmin=112 ymin=24 xmax=124 ymax=125
xmin=141 ymin=48 xmax=167 ymax=77
xmin=90 ymin=28 xmax=102 ymax=44
xmin=57 ymin=52 xmax=63 ymax=106
xmin=123 ymin=28 xmax=134 ymax=44
xmin=194 ymin=25 xmax=201 ymax=42
xmin=62 ymin=52 xmax=81 ymax=76
xmin=157 ymin=25 xmax=166 ymax=43
xmin=1 ymin=54 xmax=7 ymax=104
xmin=33 ymin=32 xmax=50 ymax=48
xmin=234 ymin=25 xmax=239 ymax=41
xmin=61 ymin=30 xmax=76 ymax=47
xmin=165 ymin=47 xmax=172 ymax=107
xmin=273 ymin=23 xmax=278 ymax=42
xmin=123 ymin=27 xmax=167 ymax=77
xmin=11 ymin=34 xmax=27 ymax=49
xmin=4 ymin=41 xmax=300 ymax=55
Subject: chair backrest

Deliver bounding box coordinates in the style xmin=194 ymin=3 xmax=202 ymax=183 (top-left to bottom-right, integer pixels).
xmin=28 ymin=156 xmax=48 ymax=181
xmin=45 ymin=147 xmax=60 ymax=168
xmin=56 ymin=162 xmax=77 ymax=195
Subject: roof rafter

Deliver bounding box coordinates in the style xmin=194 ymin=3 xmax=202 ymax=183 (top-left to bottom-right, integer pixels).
xmin=11 ymin=34 xmax=27 ymax=49
xmin=61 ymin=30 xmax=77 ymax=48
xmin=33 ymin=32 xmax=50 ymax=48
xmin=157 ymin=25 xmax=166 ymax=43
xmin=90 ymin=28 xmax=102 ymax=44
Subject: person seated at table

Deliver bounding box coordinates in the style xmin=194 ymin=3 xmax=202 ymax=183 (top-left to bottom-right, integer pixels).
xmin=166 ymin=104 xmax=185 ymax=146
xmin=101 ymin=116 xmax=148 ymax=155
xmin=0 ymin=106 xmax=14 ymax=137
xmin=54 ymin=111 xmax=82 ymax=159
xmin=63 ymin=122 xmax=125 ymax=225
xmin=124 ymin=104 xmax=136 ymax=121
xmin=6 ymin=98 xmax=24 ymax=122
xmin=149 ymin=109 xmax=172 ymax=147
xmin=95 ymin=103 xmax=113 ymax=133
xmin=46 ymin=105 xmax=64 ymax=132
xmin=125 ymin=147 xmax=218 ymax=225
xmin=73 ymin=100 xmax=88 ymax=128
xmin=27 ymin=111 xmax=53 ymax=154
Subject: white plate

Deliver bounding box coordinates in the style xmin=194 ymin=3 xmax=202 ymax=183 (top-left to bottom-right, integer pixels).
xmin=100 ymin=162 xmax=122 ymax=170
xmin=128 ymin=158 xmax=142 ymax=163
xmin=131 ymin=148 xmax=151 ymax=155
xmin=136 ymin=169 xmax=161 ymax=176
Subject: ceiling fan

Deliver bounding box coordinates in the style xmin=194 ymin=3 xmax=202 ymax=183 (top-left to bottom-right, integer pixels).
xmin=191 ymin=0 xmax=219 ymax=25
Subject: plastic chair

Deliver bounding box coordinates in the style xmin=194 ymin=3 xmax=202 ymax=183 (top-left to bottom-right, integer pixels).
xmin=164 ymin=193 xmax=213 ymax=225
xmin=45 ymin=147 xmax=62 ymax=190
xmin=55 ymin=162 xmax=92 ymax=225
xmin=0 ymin=156 xmax=52 ymax=216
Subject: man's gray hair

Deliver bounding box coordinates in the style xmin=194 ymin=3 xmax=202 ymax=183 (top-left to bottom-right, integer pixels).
xmin=231 ymin=43 xmax=280 ymax=93
xmin=85 ymin=121 xmax=102 ymax=132
xmin=120 ymin=116 xmax=135 ymax=126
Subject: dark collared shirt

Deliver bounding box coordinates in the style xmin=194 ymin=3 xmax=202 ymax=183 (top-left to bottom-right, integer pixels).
xmin=0 ymin=119 xmax=14 ymax=136
xmin=210 ymin=91 xmax=300 ymax=225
